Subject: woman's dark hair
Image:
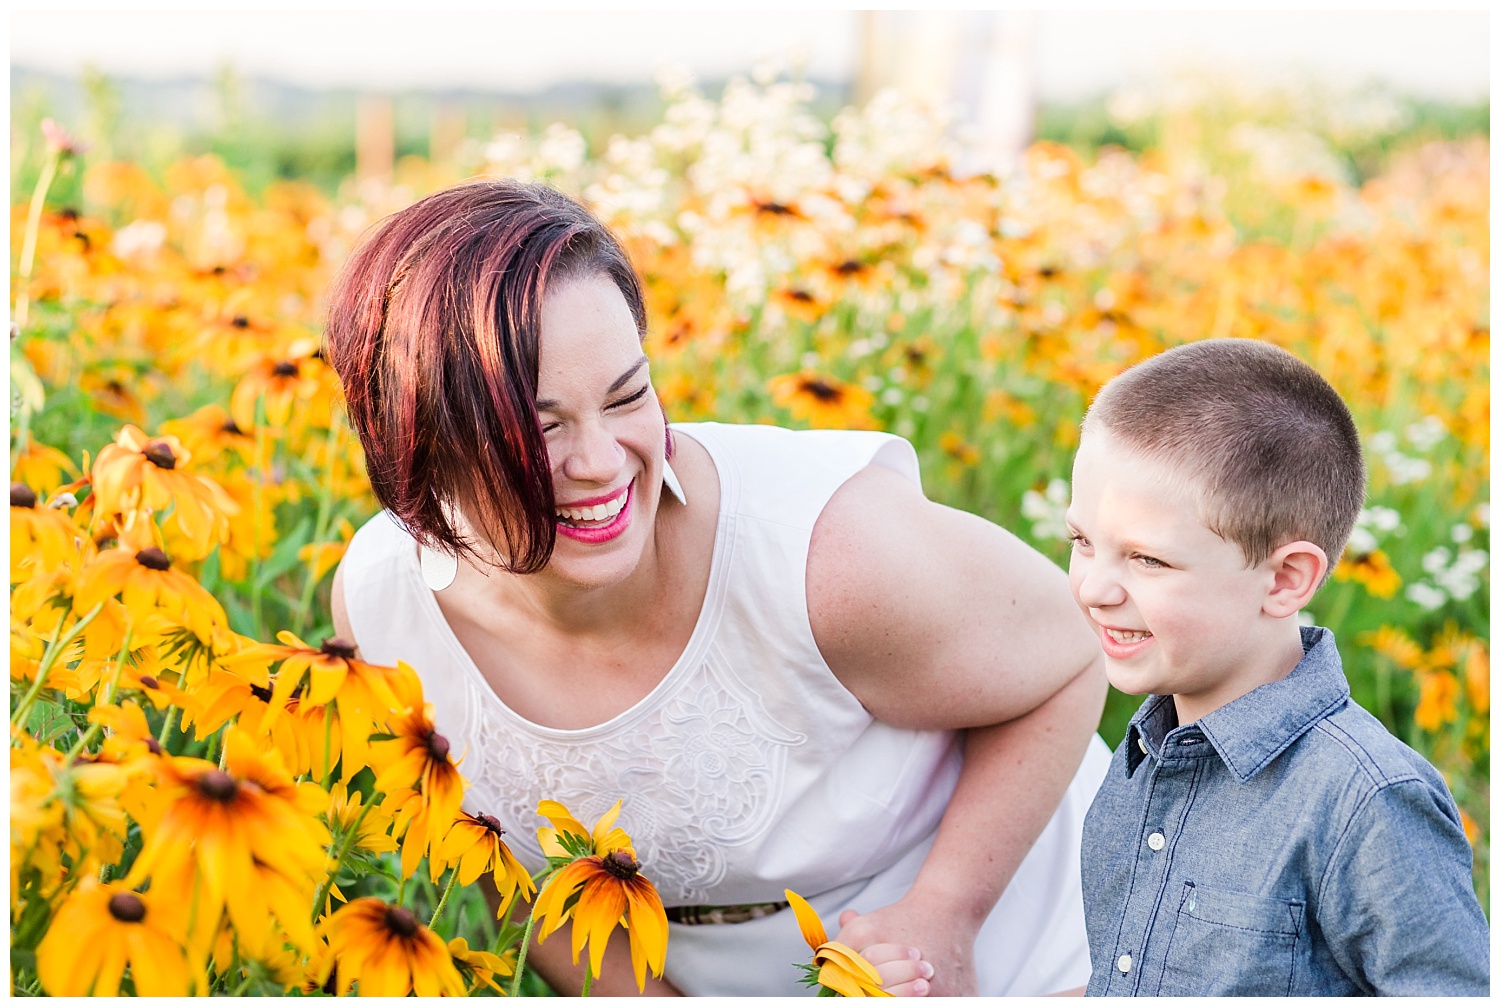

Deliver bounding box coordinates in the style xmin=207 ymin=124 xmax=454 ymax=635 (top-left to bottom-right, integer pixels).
xmin=325 ymin=179 xmax=646 ymax=573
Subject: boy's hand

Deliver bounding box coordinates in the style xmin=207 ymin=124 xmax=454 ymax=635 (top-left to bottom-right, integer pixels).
xmin=857 ymin=940 xmax=935 ymax=996
xmin=836 ymin=903 xmax=978 ymax=997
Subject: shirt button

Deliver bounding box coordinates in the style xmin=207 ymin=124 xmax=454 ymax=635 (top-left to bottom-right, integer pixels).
xmin=1137 ymin=737 xmax=1149 ymax=755
xmin=1117 ymin=954 xmax=1133 ymax=974
xmin=1147 ymin=832 xmax=1166 ymax=851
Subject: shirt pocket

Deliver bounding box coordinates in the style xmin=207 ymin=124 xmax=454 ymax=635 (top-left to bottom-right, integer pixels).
xmin=1156 ymin=881 xmax=1305 ymax=996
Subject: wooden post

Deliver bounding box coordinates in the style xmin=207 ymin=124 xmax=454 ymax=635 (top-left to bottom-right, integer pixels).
xmin=356 ymin=94 xmax=394 ymax=185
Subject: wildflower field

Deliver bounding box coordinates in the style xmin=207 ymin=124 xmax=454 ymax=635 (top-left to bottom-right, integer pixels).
xmin=10 ymin=73 xmax=1489 ymax=994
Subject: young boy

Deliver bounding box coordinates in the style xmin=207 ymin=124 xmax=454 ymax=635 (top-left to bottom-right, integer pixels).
xmin=1065 ymin=339 xmax=1489 ymax=996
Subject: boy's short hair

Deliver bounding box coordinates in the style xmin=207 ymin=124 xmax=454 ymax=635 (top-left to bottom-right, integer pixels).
xmin=1083 ymin=338 xmax=1365 ymax=569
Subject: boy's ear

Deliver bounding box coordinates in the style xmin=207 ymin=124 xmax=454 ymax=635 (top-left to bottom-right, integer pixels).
xmin=1262 ymin=541 xmax=1328 ymax=618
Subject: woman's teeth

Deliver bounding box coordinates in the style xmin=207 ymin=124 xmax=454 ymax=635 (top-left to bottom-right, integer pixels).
xmin=1105 ymin=628 xmax=1152 ymax=644
xmin=556 ymin=493 xmax=626 ymax=526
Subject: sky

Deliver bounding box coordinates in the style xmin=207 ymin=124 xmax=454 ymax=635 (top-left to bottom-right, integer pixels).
xmin=10 ymin=9 xmax=1491 ymax=103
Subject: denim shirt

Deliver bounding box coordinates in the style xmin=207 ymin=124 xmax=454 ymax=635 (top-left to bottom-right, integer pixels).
xmin=1081 ymin=627 xmax=1490 ymax=996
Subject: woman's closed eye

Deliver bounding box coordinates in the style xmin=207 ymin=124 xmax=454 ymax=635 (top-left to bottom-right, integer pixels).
xmin=606 ymin=385 xmax=650 ymax=410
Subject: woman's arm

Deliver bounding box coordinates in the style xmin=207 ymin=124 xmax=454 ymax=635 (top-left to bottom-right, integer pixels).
xmin=807 ymin=463 xmax=1107 ymax=996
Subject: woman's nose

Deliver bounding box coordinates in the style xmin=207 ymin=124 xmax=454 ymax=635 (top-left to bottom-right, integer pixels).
xmin=560 ymin=418 xmax=625 ymax=484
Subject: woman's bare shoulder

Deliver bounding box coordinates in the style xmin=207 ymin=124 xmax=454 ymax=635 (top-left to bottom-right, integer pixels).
xmin=805 ymin=463 xmax=1095 ymax=729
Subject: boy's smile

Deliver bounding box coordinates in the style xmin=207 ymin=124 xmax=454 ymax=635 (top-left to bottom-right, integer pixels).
xmin=1065 ymin=428 xmax=1305 ymax=723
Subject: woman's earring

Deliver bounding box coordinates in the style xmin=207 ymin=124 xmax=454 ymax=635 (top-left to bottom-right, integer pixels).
xmin=420 ymin=545 xmax=458 ymax=591
xmin=662 ymin=461 xmax=688 ymax=506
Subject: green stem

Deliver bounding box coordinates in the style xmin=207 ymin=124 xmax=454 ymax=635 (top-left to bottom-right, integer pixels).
xmin=249 ymin=395 xmax=269 ymax=640
xmin=14 ymin=148 xmax=62 ymax=331
xmin=507 ymin=903 xmax=543 ymax=998
xmin=67 ymin=626 xmax=132 ymax=760
xmin=309 ymin=796 xmax=376 ymax=926
xmin=581 ymin=959 xmax=593 ymax=997
xmin=427 ymin=867 xmax=459 ymax=931
xmin=293 ymin=413 xmax=342 ymax=636
xmin=11 ymin=602 xmax=105 ymax=732
xmin=157 ymin=705 xmax=178 ymax=749
xmin=230 ymin=972 xmax=254 ymax=996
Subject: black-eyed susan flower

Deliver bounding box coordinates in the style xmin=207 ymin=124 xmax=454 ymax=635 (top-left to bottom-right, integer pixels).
xmin=785 ymin=889 xmax=893 ymax=997
xmin=73 ymin=528 xmax=227 ymax=642
xmin=10 ymin=437 xmax=79 ymax=494
xmin=89 ymin=424 xmax=237 ymax=557
xmin=316 ymin=898 xmax=467 ymax=996
xmin=437 ymin=810 xmax=536 ymax=918
xmin=11 ymin=482 xmax=81 ymax=579
xmin=768 ymin=370 xmax=877 ymax=430
xmin=1333 ymin=548 xmax=1401 ymax=599
xmin=36 ymin=881 xmax=194 ymax=996
xmin=448 ymin=936 xmax=514 ymax=994
xmin=370 ymin=667 xmax=466 ymax=877
xmin=126 ymin=730 xmax=329 ymax=943
xmin=532 ymin=799 xmax=668 ymax=992
xmin=254 ymin=632 xmax=416 ymax=776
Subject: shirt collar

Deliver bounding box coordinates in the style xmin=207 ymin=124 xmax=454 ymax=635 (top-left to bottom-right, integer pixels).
xmin=1124 ymin=626 xmax=1350 ymax=782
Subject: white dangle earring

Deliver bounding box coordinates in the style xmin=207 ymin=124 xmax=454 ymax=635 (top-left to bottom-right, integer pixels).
xmin=662 ymin=460 xmax=688 ymax=506
xmin=420 ymin=543 xmax=459 ymax=592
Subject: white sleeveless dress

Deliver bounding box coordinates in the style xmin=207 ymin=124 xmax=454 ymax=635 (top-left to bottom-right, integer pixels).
xmin=340 ymin=421 xmax=1111 ymax=996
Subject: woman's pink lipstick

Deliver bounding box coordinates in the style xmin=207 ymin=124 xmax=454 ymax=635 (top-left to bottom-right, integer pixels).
xmin=555 ymin=481 xmax=633 ymax=544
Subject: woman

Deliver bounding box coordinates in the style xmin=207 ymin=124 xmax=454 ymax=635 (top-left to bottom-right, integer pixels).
xmin=326 ymin=180 xmax=1110 ymax=996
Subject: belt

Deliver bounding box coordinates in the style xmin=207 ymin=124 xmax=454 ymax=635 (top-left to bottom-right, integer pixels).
xmin=664 ymin=900 xmax=790 ymax=925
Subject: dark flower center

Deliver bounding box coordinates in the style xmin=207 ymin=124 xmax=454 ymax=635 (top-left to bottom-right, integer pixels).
xmin=601 ymin=850 xmax=639 ymax=880
xmin=320 ymin=637 xmax=357 ymax=659
xmin=231 ymin=315 xmax=250 ymax=329
xmin=197 ymin=769 xmax=239 ymax=802
xmin=145 ymin=737 xmax=163 ymax=756
xmin=221 ymin=419 xmax=246 ymax=436
xmin=784 ymin=288 xmax=815 ymax=303
xmin=141 ymin=441 xmax=177 ymax=470
xmin=834 ymin=259 xmax=865 ymax=276
xmin=800 ymin=379 xmax=841 ymax=403
xmin=138 ymin=675 xmax=160 ymax=690
xmin=384 ymin=905 xmax=420 ymax=938
xmin=425 ymin=730 xmax=451 ymax=762
xmin=107 ymin=891 xmax=147 ymax=923
xmin=756 ymin=200 xmax=796 ymax=216
xmin=249 ymin=682 xmax=274 ymax=703
xmin=134 ymin=547 xmax=172 ymax=571
xmin=475 ymin=813 xmax=506 ymax=837
xmin=272 ymin=361 xmax=299 ymax=378
xmin=11 ymin=483 xmax=37 ymax=508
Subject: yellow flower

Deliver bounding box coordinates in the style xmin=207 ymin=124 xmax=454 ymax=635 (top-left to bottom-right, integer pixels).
xmin=11 ymin=482 xmax=81 ymax=579
xmin=1333 ymin=549 xmax=1401 ymax=599
xmin=370 ymin=667 xmax=467 ymax=876
xmin=1361 ymin=625 xmax=1424 ymax=671
xmin=785 ymin=889 xmax=892 ymax=997
xmin=127 ymin=730 xmax=329 ymax=944
xmin=298 ymin=517 xmax=356 ymax=584
xmin=10 ymin=437 xmax=79 ymax=494
xmin=36 ymin=881 xmax=194 ymax=996
xmin=437 ymin=810 xmax=537 ymax=918
xmin=73 ymin=531 xmax=227 ymax=642
xmin=1414 ymin=670 xmax=1460 ymax=733
xmin=448 ymin=935 xmax=514 ymax=995
xmin=316 ymin=897 xmax=467 ymax=996
xmin=89 ymin=424 xmax=237 ymax=558
xmin=768 ymin=370 xmax=878 ymax=430
xmin=532 ymin=799 xmax=668 ymax=992
xmin=257 ymin=632 xmax=415 ymax=776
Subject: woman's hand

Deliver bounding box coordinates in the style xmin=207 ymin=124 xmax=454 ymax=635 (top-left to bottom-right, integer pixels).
xmin=835 ymin=902 xmax=970 ymax=997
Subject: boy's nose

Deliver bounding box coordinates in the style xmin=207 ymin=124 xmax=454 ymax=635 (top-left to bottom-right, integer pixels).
xmin=1074 ymin=561 xmax=1126 ymax=610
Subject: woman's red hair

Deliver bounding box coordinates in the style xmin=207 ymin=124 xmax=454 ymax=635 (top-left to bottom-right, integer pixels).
xmin=325 ymin=179 xmax=646 ymax=573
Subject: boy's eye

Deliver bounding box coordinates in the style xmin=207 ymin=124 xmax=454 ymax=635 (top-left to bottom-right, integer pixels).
xmin=607 ymin=386 xmax=649 ymax=410
xmin=1135 ymin=554 xmax=1166 ymax=569
xmin=1067 ymin=532 xmax=1090 ymax=548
